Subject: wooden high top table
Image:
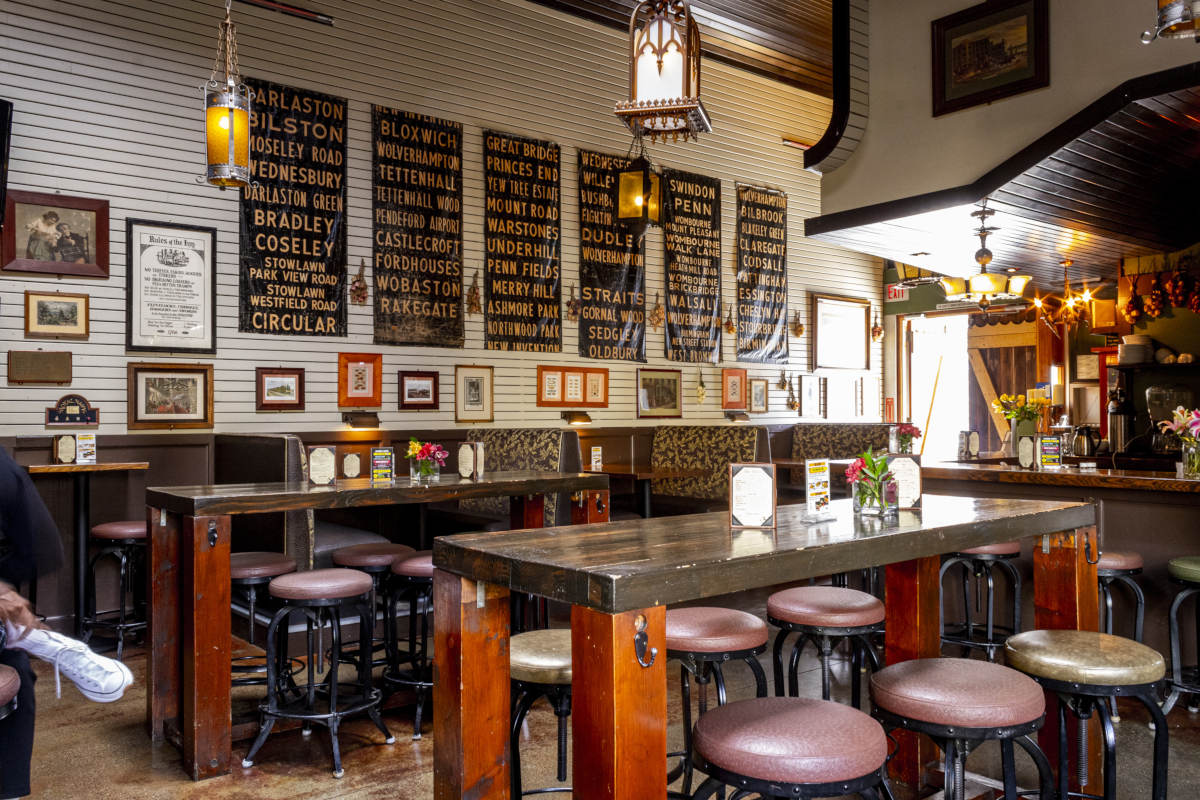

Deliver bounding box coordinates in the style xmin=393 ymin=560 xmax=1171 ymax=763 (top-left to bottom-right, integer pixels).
xmin=143 ymin=470 xmax=608 ymax=781
xmin=433 ymin=495 xmax=1098 ymax=798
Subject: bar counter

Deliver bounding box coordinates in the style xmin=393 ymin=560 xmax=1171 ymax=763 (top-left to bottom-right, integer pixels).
xmin=432 ymin=495 xmax=1098 ymax=797
xmin=923 ymin=462 xmax=1200 ymax=494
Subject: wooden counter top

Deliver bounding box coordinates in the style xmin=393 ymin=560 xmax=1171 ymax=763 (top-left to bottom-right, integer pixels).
xmin=922 ymin=463 xmax=1200 ymax=493
xmin=434 ymin=495 xmax=1094 ymax=614
xmin=145 ymin=471 xmax=608 ymax=516
xmin=28 ymin=461 xmax=149 ymax=474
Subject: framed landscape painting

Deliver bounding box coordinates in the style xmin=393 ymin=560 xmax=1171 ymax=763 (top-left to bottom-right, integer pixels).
xmin=127 ymin=362 xmax=214 ymax=430
xmin=637 ymin=368 xmax=682 ymax=419
xmin=932 ymin=0 xmax=1049 ymax=117
xmin=24 ymin=290 xmax=88 ymax=340
xmin=399 ymin=370 xmax=439 ymax=410
xmin=255 ymin=367 xmax=305 ymax=411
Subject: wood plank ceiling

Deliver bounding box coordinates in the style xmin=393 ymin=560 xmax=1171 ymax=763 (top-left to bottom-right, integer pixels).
xmin=806 ymin=64 xmax=1200 ymax=292
xmin=527 ymin=0 xmax=834 ymax=98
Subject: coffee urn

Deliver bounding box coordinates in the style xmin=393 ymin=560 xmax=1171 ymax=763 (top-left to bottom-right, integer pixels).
xmin=1107 ymin=389 xmax=1132 ymax=454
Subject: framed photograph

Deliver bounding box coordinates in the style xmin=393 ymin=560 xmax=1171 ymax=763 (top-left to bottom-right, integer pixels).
xmin=127 ymin=362 xmax=214 ymax=430
xmin=338 ymin=353 xmax=383 ymax=408
xmin=811 ymin=293 xmax=870 ymax=371
xmin=722 ymin=368 xmax=748 ymax=410
xmin=24 ymin=290 xmax=89 ymax=340
xmin=637 ymin=368 xmax=683 ymax=419
xmin=932 ymin=0 xmax=1049 ymax=117
xmin=2 ymin=190 xmax=109 ymax=278
xmin=800 ymin=374 xmax=822 ymax=418
xmin=125 ymin=219 xmax=217 ymax=354
xmin=255 ymin=367 xmax=305 ymax=411
xmin=537 ymin=366 xmax=609 ymax=408
xmin=456 ymin=365 xmax=494 ymax=423
xmin=748 ymin=378 xmax=769 ymax=414
xmin=399 ymin=370 xmax=439 ymax=410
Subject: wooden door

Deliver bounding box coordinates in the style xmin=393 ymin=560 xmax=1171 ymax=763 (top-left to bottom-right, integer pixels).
xmin=966 ymin=321 xmax=1040 ymax=454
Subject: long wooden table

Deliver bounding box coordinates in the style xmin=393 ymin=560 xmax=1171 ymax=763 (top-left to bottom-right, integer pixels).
xmin=144 ymin=470 xmax=608 ymax=780
xmin=433 ymin=495 xmax=1098 ymax=798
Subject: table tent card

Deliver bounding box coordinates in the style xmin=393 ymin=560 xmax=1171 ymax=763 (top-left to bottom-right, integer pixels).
xmin=729 ymin=463 xmax=776 ymax=529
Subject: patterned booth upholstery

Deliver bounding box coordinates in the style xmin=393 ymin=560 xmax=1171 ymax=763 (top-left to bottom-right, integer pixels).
xmin=649 ymin=425 xmax=769 ymax=510
xmin=790 ymin=424 xmax=891 ymax=462
xmin=456 ymin=428 xmax=582 ymax=528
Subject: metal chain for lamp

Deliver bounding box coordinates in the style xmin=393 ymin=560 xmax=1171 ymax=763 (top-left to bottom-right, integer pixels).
xmin=210 ymin=0 xmax=242 ymax=90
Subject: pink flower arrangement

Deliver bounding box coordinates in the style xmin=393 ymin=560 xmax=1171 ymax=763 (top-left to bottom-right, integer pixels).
xmin=844 ymin=457 xmax=866 ymax=484
xmin=407 ymin=438 xmax=448 ymax=480
xmin=1159 ymin=406 xmax=1200 ymax=444
xmin=896 ymin=423 xmax=922 ymax=439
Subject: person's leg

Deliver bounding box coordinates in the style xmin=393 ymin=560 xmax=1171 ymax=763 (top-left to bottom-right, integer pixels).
xmin=0 ymin=649 xmax=35 ymax=799
xmin=4 ymin=623 xmax=131 ymax=702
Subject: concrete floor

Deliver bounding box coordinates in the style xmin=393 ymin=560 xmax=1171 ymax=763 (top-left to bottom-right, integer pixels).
xmin=23 ymin=585 xmax=1200 ymax=798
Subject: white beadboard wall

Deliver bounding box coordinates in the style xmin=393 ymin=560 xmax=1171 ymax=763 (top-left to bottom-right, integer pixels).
xmin=0 ymin=0 xmax=883 ymax=435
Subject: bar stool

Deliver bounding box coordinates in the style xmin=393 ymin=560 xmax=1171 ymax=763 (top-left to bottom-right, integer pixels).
xmin=509 ymin=628 xmax=572 ymax=797
xmin=242 ymin=567 xmax=393 ymax=778
xmin=768 ymin=585 xmax=884 ymax=706
xmin=82 ymin=520 xmax=147 ymax=661
xmin=383 ymin=551 xmax=434 ymax=739
xmin=665 ymin=606 xmax=768 ymax=796
xmin=230 ymin=552 xmax=297 ymax=687
xmin=940 ymin=541 xmax=1022 ymax=661
xmin=870 ymin=658 xmax=1055 ymax=800
xmin=1006 ymin=629 xmax=1168 ymax=800
xmin=1096 ymin=551 xmax=1145 ymax=642
xmin=331 ymin=543 xmax=414 ymax=667
xmin=690 ymin=696 xmax=893 ymax=800
xmin=1161 ymin=556 xmax=1200 ymax=715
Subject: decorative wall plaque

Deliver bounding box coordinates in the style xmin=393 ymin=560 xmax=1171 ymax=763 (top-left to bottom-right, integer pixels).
xmin=45 ymin=394 xmax=99 ymax=427
xmin=8 ymin=350 xmax=71 ymax=384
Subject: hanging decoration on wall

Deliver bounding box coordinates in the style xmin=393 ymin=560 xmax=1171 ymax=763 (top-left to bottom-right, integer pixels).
xmin=566 ymin=284 xmax=580 ymax=322
xmin=871 ymin=310 xmax=884 ymax=343
xmin=483 ymin=130 xmax=562 ymax=352
xmin=663 ymin=168 xmax=721 ymax=363
xmin=372 ymin=106 xmax=463 ymax=346
xmin=735 ymin=185 xmax=788 ymax=363
xmin=648 ymin=292 xmax=665 ymax=330
xmin=578 ymin=149 xmax=646 ymax=362
xmin=696 ymin=368 xmax=707 ymax=404
xmin=791 ymin=309 xmax=805 ymax=338
xmin=201 ymin=0 xmax=251 ymax=189
xmin=787 ymin=375 xmax=799 ymax=411
xmin=45 ymin=394 xmax=99 ymax=428
xmin=777 ymin=370 xmax=789 ymax=391
xmin=466 ymin=270 xmax=481 ymax=315
xmin=348 ymin=259 xmax=368 ymax=305
xmin=239 ymin=78 xmax=347 ymax=336
xmin=614 ymin=0 xmax=711 ymax=143
xmin=723 ymin=304 xmax=736 ymax=335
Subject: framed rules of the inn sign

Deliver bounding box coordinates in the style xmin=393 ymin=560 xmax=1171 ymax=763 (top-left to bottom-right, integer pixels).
xmin=126 ymin=219 xmax=217 ymax=354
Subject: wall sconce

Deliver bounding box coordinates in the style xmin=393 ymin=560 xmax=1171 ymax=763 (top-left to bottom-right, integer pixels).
xmin=725 ymin=410 xmax=750 ymax=422
xmin=561 ymin=410 xmax=593 ymax=426
xmin=201 ymin=0 xmax=252 ymax=189
xmin=614 ymin=0 xmax=711 ymax=142
xmin=342 ymin=411 xmax=380 ymax=428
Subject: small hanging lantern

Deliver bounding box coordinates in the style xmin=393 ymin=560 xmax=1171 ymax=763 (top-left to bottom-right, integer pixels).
xmin=614 ymin=130 xmax=661 ymax=232
xmin=201 ymin=0 xmax=252 ymax=189
xmin=615 ymin=0 xmax=711 ymax=143
xmin=1142 ymin=0 xmax=1200 ymax=42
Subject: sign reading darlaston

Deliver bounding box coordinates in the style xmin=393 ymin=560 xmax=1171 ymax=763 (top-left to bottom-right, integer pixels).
xmin=663 ymin=168 xmax=721 ymax=363
xmin=483 ymin=130 xmax=561 ymax=352
xmin=372 ymin=107 xmax=463 ymax=347
xmin=736 ymin=185 xmax=788 ymax=363
xmin=577 ymin=150 xmax=645 ymax=362
xmin=240 ymin=78 xmax=347 ymax=336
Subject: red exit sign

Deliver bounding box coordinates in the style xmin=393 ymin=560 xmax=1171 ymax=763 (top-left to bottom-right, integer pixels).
xmin=886 ymin=284 xmax=909 ymax=301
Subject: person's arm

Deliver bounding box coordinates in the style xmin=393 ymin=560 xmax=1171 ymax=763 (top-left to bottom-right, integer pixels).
xmin=0 ymin=446 xmax=63 ymax=586
xmin=0 ymin=583 xmax=40 ymax=639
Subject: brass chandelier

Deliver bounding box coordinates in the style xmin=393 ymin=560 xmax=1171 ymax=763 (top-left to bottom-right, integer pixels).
xmin=939 ymin=202 xmax=1031 ymax=309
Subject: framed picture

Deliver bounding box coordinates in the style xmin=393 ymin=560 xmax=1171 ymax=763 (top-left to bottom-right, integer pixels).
xmin=826 ymin=375 xmax=855 ymax=420
xmin=2 ymin=190 xmax=109 ymax=278
xmin=637 ymin=368 xmax=682 ymax=419
xmin=748 ymin=378 xmax=769 ymax=414
xmin=24 ymin=290 xmax=89 ymax=340
xmin=255 ymin=367 xmax=305 ymax=411
xmin=125 ymin=219 xmax=217 ymax=354
xmin=456 ymin=365 xmax=494 ymax=423
xmin=399 ymin=370 xmax=439 ymax=410
xmin=800 ymin=374 xmax=822 ymax=418
xmin=932 ymin=0 xmax=1049 ymax=117
xmin=537 ymin=366 xmax=609 ymax=408
xmin=127 ymin=362 xmax=214 ymax=430
xmin=722 ymin=368 xmax=748 ymax=410
xmin=338 ymin=353 xmax=383 ymax=408
xmin=0 ymin=100 xmax=11 ymax=229
xmin=811 ymin=293 xmax=870 ymax=371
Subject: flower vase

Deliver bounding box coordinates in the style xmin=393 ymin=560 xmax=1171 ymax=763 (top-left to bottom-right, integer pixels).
xmin=1183 ymin=441 xmax=1200 ymax=480
xmin=410 ymin=459 xmax=440 ymax=484
xmin=1010 ymin=419 xmax=1037 ymax=455
xmin=852 ymin=479 xmax=897 ymax=517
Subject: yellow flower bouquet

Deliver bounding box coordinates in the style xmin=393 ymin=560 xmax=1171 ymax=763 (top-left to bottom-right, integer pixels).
xmin=990 ymin=393 xmax=1050 ymax=423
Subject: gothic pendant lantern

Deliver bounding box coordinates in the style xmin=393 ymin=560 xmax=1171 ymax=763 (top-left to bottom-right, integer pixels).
xmin=201 ymin=0 xmax=251 ymax=189
xmin=613 ymin=129 xmax=661 ymax=232
xmin=614 ymin=0 xmax=711 ymax=142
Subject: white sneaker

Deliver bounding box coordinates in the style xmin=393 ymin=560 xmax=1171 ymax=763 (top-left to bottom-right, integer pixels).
xmin=10 ymin=628 xmax=133 ymax=702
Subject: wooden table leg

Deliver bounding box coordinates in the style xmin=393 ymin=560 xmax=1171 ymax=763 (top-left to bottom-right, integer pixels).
xmin=571 ymin=604 xmax=667 ymax=800
xmin=180 ymin=514 xmax=232 ymax=780
xmin=571 ymin=490 xmax=611 ymax=524
xmin=73 ymin=473 xmax=90 ymax=637
xmin=1034 ymin=525 xmax=1101 ymax=796
xmin=510 ymin=493 xmax=546 ymax=529
xmin=433 ymin=569 xmax=511 ymax=799
xmin=884 ymin=555 xmax=941 ymax=791
xmin=146 ymin=506 xmax=180 ymax=742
